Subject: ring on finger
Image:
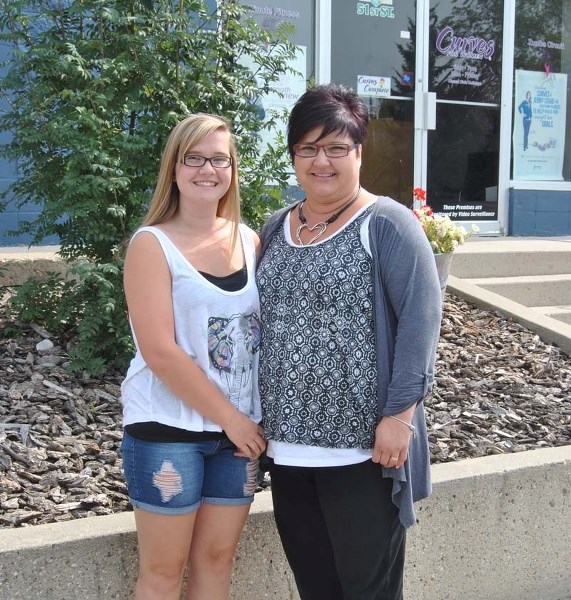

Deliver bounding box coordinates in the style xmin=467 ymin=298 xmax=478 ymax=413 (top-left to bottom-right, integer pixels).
xmin=390 ymin=455 xmax=398 ymax=461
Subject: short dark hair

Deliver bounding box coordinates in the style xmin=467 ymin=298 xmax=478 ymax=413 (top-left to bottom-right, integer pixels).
xmin=287 ymin=84 xmax=369 ymax=162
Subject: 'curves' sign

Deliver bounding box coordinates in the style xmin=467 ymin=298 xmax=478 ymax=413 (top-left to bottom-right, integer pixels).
xmin=436 ymin=26 xmax=496 ymax=61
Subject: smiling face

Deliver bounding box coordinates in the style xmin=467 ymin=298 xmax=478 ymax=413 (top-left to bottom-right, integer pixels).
xmin=173 ymin=128 xmax=233 ymax=209
xmin=293 ymin=128 xmax=362 ymax=203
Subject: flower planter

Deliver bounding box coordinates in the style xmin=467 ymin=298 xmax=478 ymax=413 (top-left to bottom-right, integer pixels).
xmin=434 ymin=252 xmax=453 ymax=297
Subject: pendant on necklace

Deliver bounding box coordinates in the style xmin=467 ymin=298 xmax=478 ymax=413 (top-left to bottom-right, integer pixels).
xmin=295 ymin=185 xmax=362 ymax=247
xmin=296 ymin=222 xmax=327 ymax=246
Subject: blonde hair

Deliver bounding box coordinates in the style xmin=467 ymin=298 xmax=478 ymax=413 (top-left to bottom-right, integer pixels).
xmin=143 ymin=113 xmax=241 ymax=246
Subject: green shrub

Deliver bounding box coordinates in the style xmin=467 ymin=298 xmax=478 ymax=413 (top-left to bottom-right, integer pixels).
xmin=0 ymin=0 xmax=298 ymax=374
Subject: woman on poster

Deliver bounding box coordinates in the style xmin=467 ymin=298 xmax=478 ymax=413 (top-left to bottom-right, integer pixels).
xmin=518 ymin=91 xmax=533 ymax=151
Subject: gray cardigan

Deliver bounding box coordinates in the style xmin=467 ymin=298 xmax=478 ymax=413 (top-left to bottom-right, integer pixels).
xmin=259 ymin=196 xmax=443 ymax=527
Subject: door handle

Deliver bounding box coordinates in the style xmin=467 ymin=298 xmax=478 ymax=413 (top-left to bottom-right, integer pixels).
xmin=425 ymin=92 xmax=436 ymax=130
xmin=414 ymin=92 xmax=437 ymax=130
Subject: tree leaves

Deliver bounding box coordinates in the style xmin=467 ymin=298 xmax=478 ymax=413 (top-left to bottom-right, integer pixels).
xmin=1 ymin=0 xmax=299 ymax=373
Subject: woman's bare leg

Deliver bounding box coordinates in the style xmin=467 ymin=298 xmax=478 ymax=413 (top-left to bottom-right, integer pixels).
xmin=134 ymin=508 xmax=197 ymax=600
xmin=185 ymin=503 xmax=250 ymax=600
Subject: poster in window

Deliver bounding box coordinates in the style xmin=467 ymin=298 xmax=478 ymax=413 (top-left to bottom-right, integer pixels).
xmin=513 ymin=69 xmax=567 ymax=181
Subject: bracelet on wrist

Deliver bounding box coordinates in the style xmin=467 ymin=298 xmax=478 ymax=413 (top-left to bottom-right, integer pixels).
xmin=386 ymin=415 xmax=416 ymax=437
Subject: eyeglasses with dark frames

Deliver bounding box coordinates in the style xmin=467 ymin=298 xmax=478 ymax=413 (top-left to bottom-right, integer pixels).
xmin=182 ymin=155 xmax=233 ymax=168
xmin=292 ymin=143 xmax=359 ymax=158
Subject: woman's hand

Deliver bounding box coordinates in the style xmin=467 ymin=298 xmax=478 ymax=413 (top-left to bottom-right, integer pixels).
xmin=372 ymin=410 xmax=415 ymax=469
xmin=225 ymin=414 xmax=266 ymax=459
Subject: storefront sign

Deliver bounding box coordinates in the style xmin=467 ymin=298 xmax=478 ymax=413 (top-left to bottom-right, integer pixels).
xmin=357 ymin=75 xmax=391 ymax=97
xmin=527 ymin=38 xmax=565 ymax=51
xmin=513 ymin=69 xmax=567 ymax=181
xmin=247 ymin=4 xmax=301 ymax=32
xmin=436 ymin=26 xmax=496 ymax=61
xmin=356 ymin=0 xmax=395 ymax=19
xmin=256 ymin=46 xmax=306 ymax=129
xmin=401 ymin=71 xmax=413 ymax=87
xmin=448 ymin=62 xmax=482 ymax=87
xmin=248 ymin=6 xmax=301 ymax=19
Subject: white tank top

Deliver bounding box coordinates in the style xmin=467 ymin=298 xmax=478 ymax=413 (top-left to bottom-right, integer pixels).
xmin=121 ymin=224 xmax=262 ymax=431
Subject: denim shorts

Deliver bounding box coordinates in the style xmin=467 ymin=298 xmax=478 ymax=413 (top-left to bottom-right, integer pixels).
xmin=121 ymin=431 xmax=259 ymax=515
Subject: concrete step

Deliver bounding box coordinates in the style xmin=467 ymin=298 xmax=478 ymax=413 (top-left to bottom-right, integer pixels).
xmin=448 ymin=275 xmax=571 ymax=354
xmin=464 ymin=274 xmax=571 ymax=307
xmin=531 ymin=305 xmax=571 ymax=325
xmin=450 ymin=238 xmax=571 ymax=331
xmin=451 ymin=248 xmax=571 ymax=278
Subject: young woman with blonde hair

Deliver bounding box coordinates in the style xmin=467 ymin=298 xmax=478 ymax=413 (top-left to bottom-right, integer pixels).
xmin=121 ymin=113 xmax=265 ymax=600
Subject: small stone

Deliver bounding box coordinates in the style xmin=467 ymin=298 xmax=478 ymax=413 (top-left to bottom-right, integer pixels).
xmin=30 ymin=323 xmax=51 ymax=338
xmin=36 ymin=355 xmax=65 ymax=367
xmin=35 ymin=339 xmax=54 ymax=353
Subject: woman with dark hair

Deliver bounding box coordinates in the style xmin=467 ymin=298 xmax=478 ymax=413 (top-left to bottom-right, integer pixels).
xmin=256 ymin=84 xmax=442 ymax=599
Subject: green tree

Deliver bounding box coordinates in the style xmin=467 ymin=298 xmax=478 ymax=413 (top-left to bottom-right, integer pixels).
xmin=0 ymin=0 xmax=298 ymax=374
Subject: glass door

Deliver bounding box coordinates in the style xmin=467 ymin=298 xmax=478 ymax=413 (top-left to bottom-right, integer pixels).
xmin=331 ymin=0 xmax=417 ymax=206
xmin=424 ymin=0 xmax=504 ymax=227
xmin=331 ymin=0 xmax=504 ymax=229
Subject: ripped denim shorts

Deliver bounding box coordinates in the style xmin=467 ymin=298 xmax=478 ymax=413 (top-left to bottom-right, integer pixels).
xmin=121 ymin=431 xmax=259 ymax=515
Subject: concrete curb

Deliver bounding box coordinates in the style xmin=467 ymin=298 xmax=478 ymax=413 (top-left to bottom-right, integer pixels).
xmin=407 ymin=446 xmax=571 ymax=600
xmin=447 ymin=275 xmax=571 ymax=355
xmin=1 ymin=447 xmax=570 ymax=600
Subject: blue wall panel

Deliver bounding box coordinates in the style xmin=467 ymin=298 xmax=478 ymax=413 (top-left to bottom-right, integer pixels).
xmin=509 ymin=189 xmax=571 ymax=236
xmin=0 ymin=41 xmax=46 ymax=246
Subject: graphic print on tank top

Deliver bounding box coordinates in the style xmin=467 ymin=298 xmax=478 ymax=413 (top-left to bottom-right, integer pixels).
xmin=208 ymin=313 xmax=261 ymax=413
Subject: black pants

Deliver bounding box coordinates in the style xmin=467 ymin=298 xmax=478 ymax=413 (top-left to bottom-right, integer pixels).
xmin=269 ymin=460 xmax=406 ymax=600
xmin=523 ymin=118 xmax=531 ymax=150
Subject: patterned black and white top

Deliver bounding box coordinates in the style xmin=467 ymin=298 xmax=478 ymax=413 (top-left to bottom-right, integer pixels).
xmin=257 ymin=206 xmax=378 ymax=449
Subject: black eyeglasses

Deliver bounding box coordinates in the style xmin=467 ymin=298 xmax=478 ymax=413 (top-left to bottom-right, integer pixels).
xmin=292 ymin=143 xmax=359 ymax=158
xmin=182 ymin=155 xmax=233 ymax=168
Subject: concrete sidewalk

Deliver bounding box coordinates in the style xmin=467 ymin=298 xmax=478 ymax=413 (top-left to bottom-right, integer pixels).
xmin=0 ymin=245 xmax=60 ymax=260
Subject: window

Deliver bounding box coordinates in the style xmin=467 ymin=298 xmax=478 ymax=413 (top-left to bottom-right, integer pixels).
xmin=513 ymin=0 xmax=571 ymax=181
xmin=239 ymin=0 xmax=315 ymax=83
